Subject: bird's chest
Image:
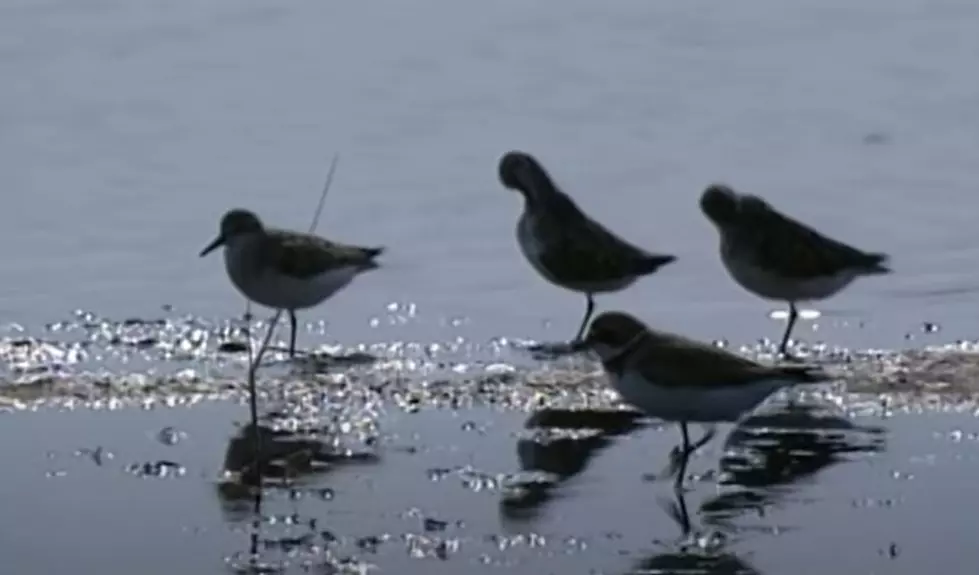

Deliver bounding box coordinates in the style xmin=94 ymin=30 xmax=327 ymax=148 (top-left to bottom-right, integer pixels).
xmin=516 ymin=214 xmax=553 ymax=277
xmin=719 ymin=238 xmax=854 ymax=301
xmin=610 ymin=363 xmax=785 ymax=423
xmin=223 ymin=239 xmax=263 ymax=288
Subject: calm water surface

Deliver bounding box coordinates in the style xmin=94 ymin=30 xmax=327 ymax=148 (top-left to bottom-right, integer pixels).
xmin=2 ymin=0 xmax=979 ymax=572
xmin=2 ymin=0 xmax=978 ymax=347
xmin=3 ymin=402 xmax=978 ymax=574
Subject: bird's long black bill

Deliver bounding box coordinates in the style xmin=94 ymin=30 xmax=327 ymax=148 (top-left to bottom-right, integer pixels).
xmin=568 ymin=340 xmax=591 ymax=353
xmin=199 ymin=235 xmax=225 ymax=257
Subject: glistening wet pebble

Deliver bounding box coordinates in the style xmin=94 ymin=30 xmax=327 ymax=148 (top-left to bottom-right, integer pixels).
xmin=5 ymin=308 xmax=979 ymax=415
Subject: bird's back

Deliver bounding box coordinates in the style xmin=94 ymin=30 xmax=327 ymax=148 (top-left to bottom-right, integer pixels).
xmin=724 ymin=195 xmax=890 ymax=280
xmin=264 ymin=229 xmax=384 ymax=280
xmin=624 ymin=328 xmax=827 ymax=388
xmin=519 ymin=191 xmax=675 ymax=290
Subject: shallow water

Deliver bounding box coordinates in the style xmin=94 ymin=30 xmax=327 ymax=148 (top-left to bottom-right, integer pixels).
xmin=4 ymin=399 xmax=979 ymax=574
xmin=3 ymin=0 xmax=979 ymax=349
xmin=3 ymin=0 xmax=979 ymax=572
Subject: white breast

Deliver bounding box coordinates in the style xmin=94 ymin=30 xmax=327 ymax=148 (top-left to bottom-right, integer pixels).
xmin=609 ymin=370 xmax=793 ymax=423
xmin=222 ymin=239 xmax=359 ymax=310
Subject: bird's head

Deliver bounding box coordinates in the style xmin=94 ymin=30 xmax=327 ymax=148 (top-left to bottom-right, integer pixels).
xmin=572 ymin=311 xmax=648 ymax=362
xmin=699 ymin=184 xmax=741 ymax=226
xmin=199 ymin=209 xmax=264 ymax=257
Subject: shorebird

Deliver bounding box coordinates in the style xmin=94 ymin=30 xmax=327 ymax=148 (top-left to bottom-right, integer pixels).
xmin=572 ymin=311 xmax=829 ymax=490
xmin=700 ymin=184 xmax=891 ymax=357
xmin=498 ymin=150 xmax=676 ymax=343
xmin=200 ymin=208 xmax=383 ymax=357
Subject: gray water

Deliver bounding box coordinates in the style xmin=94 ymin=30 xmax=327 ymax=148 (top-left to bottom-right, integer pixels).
xmin=3 ymin=0 xmax=979 ymax=572
xmin=3 ymin=400 xmax=977 ymax=574
xmin=3 ymin=0 xmax=979 ymax=348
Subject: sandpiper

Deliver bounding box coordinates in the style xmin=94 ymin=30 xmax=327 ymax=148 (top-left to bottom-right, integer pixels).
xmin=700 ymin=184 xmax=891 ymax=358
xmin=200 ymin=209 xmax=383 ymax=357
xmin=498 ymin=151 xmax=676 ymax=343
xmin=572 ymin=311 xmax=829 ymax=490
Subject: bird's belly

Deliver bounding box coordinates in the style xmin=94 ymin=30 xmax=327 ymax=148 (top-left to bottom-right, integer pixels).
xmin=225 ymin=258 xmax=357 ymax=310
xmin=516 ymin=218 xmax=633 ymax=294
xmin=610 ymin=372 xmax=791 ymax=423
xmin=721 ymin=250 xmax=855 ymax=302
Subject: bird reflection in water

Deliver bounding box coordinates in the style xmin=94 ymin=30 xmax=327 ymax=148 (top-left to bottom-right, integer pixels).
xmin=628 ymin=488 xmax=762 ymax=575
xmin=701 ymin=402 xmax=887 ymax=528
xmin=500 ymin=409 xmax=761 ymax=573
xmin=627 ymin=403 xmax=885 ymax=575
xmin=629 ymin=548 xmax=760 ymax=575
xmin=215 ymin=423 xmax=380 ymax=572
xmin=500 ymin=401 xmax=886 ymax=570
xmin=500 ymin=407 xmax=647 ymax=520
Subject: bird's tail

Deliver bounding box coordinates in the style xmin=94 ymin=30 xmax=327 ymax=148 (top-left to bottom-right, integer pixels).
xmin=859 ymin=252 xmax=891 ymax=275
xmin=634 ymin=254 xmax=677 ymax=275
xmin=357 ymin=246 xmax=385 ymax=270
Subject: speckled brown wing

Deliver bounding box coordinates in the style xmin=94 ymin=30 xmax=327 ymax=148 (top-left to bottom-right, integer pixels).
xmin=624 ymin=329 xmax=822 ymax=388
xmin=263 ymin=230 xmax=382 ymax=279
xmin=731 ymin=195 xmax=889 ymax=279
xmin=534 ymin=192 xmax=674 ymax=284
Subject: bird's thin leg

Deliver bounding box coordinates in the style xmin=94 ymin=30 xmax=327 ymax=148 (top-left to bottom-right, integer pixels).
xmin=661 ymin=486 xmax=693 ymax=537
xmin=689 ymin=425 xmax=717 ymax=454
xmin=673 ymin=422 xmax=693 ymax=491
xmin=673 ymin=488 xmax=692 ymax=537
xmin=288 ymin=310 xmax=298 ymax=358
xmin=574 ymin=295 xmax=595 ymax=342
xmin=667 ymin=424 xmax=716 ymax=490
xmin=778 ymin=302 xmax=799 ymax=357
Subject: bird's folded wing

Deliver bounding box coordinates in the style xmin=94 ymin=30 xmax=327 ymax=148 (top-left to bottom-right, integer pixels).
xmin=628 ymin=331 xmax=778 ymax=388
xmin=265 ymin=232 xmax=377 ymax=279
xmin=537 ymin=211 xmax=659 ymax=283
xmin=736 ymin=198 xmax=880 ymax=278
